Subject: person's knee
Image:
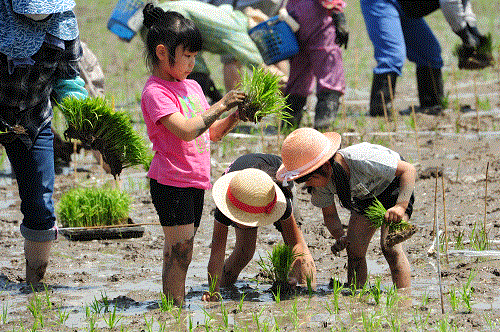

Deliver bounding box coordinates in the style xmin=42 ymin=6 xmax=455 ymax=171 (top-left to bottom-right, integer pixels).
xmin=381 ymin=243 xmax=404 ymax=265
xmin=165 ymin=237 xmax=194 ymax=270
xmin=237 ymin=244 xmax=255 ymax=265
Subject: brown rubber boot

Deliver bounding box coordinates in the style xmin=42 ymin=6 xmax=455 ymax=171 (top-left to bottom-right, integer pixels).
xmin=25 ymin=239 xmax=52 ymax=285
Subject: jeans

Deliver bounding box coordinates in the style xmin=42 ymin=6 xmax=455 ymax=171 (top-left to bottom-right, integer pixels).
xmin=3 ymin=122 xmax=57 ymax=242
xmin=361 ymin=0 xmax=443 ymax=75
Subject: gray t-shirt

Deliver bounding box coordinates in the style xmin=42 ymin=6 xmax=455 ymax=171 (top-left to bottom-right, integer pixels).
xmin=311 ymin=143 xmax=400 ymax=208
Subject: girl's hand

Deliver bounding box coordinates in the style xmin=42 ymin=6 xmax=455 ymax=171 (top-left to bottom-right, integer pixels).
xmin=385 ymin=204 xmax=406 ymax=224
xmin=201 ymin=291 xmax=221 ymax=302
xmin=331 ymin=235 xmax=349 ymax=256
xmin=221 ymin=90 xmax=246 ymax=110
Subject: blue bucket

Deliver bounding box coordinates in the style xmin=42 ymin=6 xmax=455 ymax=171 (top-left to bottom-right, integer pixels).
xmin=248 ymin=16 xmax=299 ymax=65
xmin=107 ymin=0 xmax=147 ymax=41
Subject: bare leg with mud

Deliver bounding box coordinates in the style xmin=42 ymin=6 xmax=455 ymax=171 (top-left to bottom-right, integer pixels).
xmin=162 ymin=224 xmax=195 ymax=306
xmin=346 ymin=213 xmax=377 ymax=288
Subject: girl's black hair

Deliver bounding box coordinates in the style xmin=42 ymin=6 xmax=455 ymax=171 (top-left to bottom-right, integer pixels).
xmin=142 ymin=3 xmax=203 ymax=70
xmin=329 ymin=155 xmax=358 ymax=212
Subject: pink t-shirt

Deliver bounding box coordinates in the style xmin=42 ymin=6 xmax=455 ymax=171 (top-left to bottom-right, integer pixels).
xmin=141 ymin=75 xmax=212 ymax=189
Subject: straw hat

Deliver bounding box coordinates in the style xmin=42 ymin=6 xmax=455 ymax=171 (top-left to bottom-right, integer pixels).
xmin=212 ymin=168 xmax=287 ymax=227
xmin=276 ymin=128 xmax=341 ymax=184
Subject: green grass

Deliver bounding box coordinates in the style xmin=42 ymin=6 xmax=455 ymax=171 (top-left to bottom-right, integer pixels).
xmin=56 ymin=186 xmax=131 ymax=227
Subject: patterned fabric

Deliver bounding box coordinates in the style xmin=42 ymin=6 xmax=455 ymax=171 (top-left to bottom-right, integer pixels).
xmin=0 ymin=0 xmax=78 ymax=58
xmin=12 ymin=0 xmax=75 ymax=14
xmin=0 ymin=37 xmax=82 ymax=148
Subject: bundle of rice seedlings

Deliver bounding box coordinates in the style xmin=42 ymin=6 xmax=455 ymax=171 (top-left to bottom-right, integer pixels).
xmin=58 ymin=97 xmax=151 ymax=178
xmin=363 ymin=196 xmax=416 ymax=246
xmin=238 ymin=66 xmax=291 ymax=123
xmin=57 ymin=186 xmax=131 ymax=228
xmin=261 ymin=243 xmax=301 ymax=296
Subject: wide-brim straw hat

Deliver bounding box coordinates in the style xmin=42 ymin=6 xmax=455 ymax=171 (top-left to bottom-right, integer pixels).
xmin=212 ymin=168 xmax=287 ymax=228
xmin=276 ymin=128 xmax=341 ymax=184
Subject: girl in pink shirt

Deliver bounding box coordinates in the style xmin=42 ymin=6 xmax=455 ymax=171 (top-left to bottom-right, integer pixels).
xmin=141 ymin=3 xmax=245 ymax=305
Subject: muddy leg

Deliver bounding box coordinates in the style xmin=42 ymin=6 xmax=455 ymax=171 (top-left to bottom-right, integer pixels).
xmin=346 ymin=213 xmax=377 ymax=288
xmin=381 ymin=235 xmax=411 ymax=289
xmin=162 ymin=224 xmax=195 ymax=306
xmin=220 ymin=227 xmax=257 ymax=287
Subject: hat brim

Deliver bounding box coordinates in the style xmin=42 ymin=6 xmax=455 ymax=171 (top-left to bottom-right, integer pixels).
xmin=276 ymin=131 xmax=341 ymax=182
xmin=212 ymin=170 xmax=287 ymax=228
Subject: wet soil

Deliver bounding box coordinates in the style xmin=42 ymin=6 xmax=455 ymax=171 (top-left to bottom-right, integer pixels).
xmin=1 ymin=81 xmax=500 ymax=330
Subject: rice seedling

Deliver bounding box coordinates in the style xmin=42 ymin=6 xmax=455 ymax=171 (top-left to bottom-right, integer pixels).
xmin=362 ymin=196 xmax=416 ymax=247
xmin=103 ymin=303 xmax=122 ymax=328
xmin=57 ymin=186 xmax=131 ymax=227
xmin=207 ymin=273 xmax=222 ymax=301
xmin=461 ymin=271 xmax=475 ymax=313
xmin=1 ymin=302 xmax=7 ymax=324
xmin=237 ymin=66 xmax=291 ymax=124
xmin=237 ymin=293 xmax=246 ymax=312
xmin=159 ymin=292 xmax=175 ymax=312
xmin=58 ymin=96 xmax=151 ymax=178
xmin=56 ymin=305 xmax=70 ymax=325
xmin=273 ymin=286 xmax=281 ymax=303
xmin=306 ymin=274 xmax=314 ymax=297
xmin=331 ymin=278 xmax=342 ymax=314
xmin=385 ymin=285 xmax=399 ymax=309
xmin=386 ymin=312 xmax=401 ymax=332
xmin=220 ymin=301 xmax=230 ymax=329
xmin=370 ymin=277 xmax=383 ymax=305
xmin=448 ymin=286 xmax=459 ymax=311
xmin=261 ymin=243 xmax=301 ymax=296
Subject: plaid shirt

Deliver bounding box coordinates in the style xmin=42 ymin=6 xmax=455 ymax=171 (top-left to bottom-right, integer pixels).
xmin=0 ymin=37 xmax=82 ymax=149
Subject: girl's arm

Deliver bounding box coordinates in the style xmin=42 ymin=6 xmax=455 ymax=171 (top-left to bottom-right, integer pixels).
xmin=209 ymin=110 xmax=240 ymax=142
xmin=385 ymin=160 xmax=416 ymax=223
xmin=160 ymin=90 xmax=245 ymax=142
xmin=202 ymin=220 xmax=229 ymax=302
xmin=323 ymin=202 xmax=349 ymax=254
xmin=280 ymin=212 xmax=317 ymax=288
xmin=322 ymin=202 xmax=344 ymax=239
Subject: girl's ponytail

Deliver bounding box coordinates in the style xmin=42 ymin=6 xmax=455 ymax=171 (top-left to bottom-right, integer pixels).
xmin=143 ymin=3 xmax=164 ymax=29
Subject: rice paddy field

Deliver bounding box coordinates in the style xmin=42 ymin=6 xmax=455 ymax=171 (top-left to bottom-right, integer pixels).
xmin=1 ymin=0 xmax=500 ymax=331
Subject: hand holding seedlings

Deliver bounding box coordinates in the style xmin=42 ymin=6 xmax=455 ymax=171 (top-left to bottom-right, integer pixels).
xmin=237 ymin=66 xmax=291 ymax=123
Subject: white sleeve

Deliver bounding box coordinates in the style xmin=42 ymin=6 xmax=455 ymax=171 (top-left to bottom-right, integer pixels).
xmin=440 ymin=0 xmax=477 ymax=32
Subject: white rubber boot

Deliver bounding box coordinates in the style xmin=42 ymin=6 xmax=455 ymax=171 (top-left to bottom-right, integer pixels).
xmin=24 ymin=239 xmax=52 ymax=285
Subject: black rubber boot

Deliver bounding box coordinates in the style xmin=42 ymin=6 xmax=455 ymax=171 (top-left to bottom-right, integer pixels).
xmin=416 ymin=66 xmax=443 ymax=115
xmin=283 ymin=94 xmax=307 ymax=129
xmin=368 ymin=72 xmax=397 ymax=117
xmin=314 ymin=89 xmax=342 ymax=131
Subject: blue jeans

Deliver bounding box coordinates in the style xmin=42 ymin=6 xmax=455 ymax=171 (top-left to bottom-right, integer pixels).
xmin=361 ymin=0 xmax=443 ymax=75
xmin=3 ymin=122 xmax=57 ymax=242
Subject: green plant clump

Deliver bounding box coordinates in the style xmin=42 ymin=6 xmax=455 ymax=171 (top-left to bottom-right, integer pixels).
xmin=238 ymin=66 xmax=291 ymax=123
xmin=57 ymin=186 xmax=131 ymax=228
xmin=59 ymin=96 xmax=151 ymax=178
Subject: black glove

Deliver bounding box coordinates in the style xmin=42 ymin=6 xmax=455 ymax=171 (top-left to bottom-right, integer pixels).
xmin=331 ymin=11 xmax=349 ymax=49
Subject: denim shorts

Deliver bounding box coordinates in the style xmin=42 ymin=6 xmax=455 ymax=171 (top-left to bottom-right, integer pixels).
xmin=150 ymin=178 xmax=205 ymax=227
xmin=2 ymin=122 xmax=57 ymax=241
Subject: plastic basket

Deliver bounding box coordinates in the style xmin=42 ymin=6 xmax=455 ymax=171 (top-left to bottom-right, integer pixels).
xmin=107 ymin=0 xmax=147 ymax=41
xmin=248 ymin=16 xmax=299 ymax=65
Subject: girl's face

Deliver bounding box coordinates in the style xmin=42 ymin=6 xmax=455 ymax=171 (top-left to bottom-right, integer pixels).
xmin=156 ymin=44 xmax=197 ymax=82
xmin=303 ymin=173 xmax=329 ymax=188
